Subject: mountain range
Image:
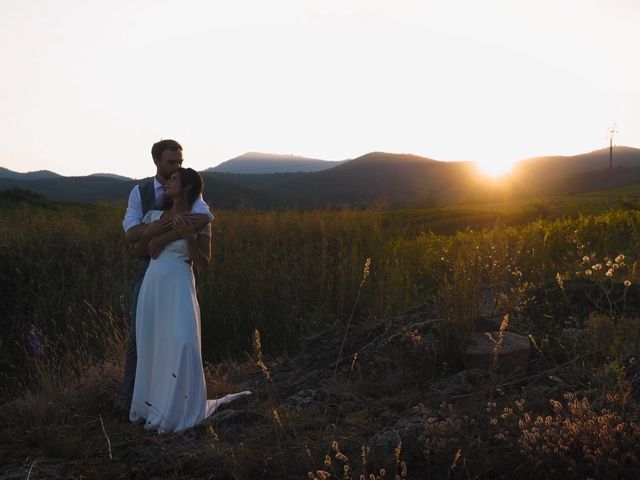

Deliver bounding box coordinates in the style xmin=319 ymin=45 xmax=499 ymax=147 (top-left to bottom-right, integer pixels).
xmin=207 ymin=152 xmax=346 ymax=174
xmin=1 ymin=147 xmax=639 ymax=209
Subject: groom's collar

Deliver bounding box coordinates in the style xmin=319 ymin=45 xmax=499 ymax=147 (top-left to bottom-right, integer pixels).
xmin=153 ymin=177 xmax=165 ymax=191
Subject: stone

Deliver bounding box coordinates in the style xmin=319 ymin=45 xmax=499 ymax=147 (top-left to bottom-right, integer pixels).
xmin=464 ymin=331 xmax=530 ymax=373
xmin=371 ymin=428 xmax=401 ymax=449
xmin=432 ymin=368 xmax=491 ymax=396
xmin=561 ymin=328 xmax=587 ymax=341
xmin=625 ymin=357 xmax=640 ymax=405
xmin=208 ymin=409 xmax=262 ymax=426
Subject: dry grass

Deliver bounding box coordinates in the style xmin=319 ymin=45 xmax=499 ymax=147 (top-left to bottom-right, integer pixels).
xmin=3 ymin=204 xmax=640 ymax=478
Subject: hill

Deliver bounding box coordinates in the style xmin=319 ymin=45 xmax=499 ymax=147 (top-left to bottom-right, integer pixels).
xmin=0 ymin=167 xmax=61 ymax=180
xmin=208 ymin=152 xmax=345 ymax=174
xmin=1 ymin=146 xmax=639 ymax=208
xmin=509 ymin=146 xmax=640 ymax=195
xmin=88 ymin=173 xmax=133 ymax=181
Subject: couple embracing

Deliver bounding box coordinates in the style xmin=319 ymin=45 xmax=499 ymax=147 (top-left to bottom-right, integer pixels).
xmin=120 ymin=139 xmax=249 ymax=433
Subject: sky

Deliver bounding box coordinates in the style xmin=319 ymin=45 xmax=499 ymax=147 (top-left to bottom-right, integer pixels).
xmin=1 ymin=0 xmax=639 ymax=179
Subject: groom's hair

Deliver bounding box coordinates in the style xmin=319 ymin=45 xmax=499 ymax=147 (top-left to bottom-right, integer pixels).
xmin=151 ymin=139 xmax=183 ymax=162
xmin=178 ymin=167 xmax=203 ymax=207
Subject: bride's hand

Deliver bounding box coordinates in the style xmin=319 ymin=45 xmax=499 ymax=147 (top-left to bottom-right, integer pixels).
xmin=173 ymin=215 xmax=194 ymax=239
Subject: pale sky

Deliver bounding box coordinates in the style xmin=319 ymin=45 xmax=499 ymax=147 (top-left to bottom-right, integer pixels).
xmin=1 ymin=0 xmax=638 ymax=178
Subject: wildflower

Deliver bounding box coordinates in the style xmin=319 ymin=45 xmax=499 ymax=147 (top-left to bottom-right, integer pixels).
xmin=451 ymin=449 xmax=462 ymax=469
xmin=616 ymin=253 xmax=625 ymax=263
xmin=335 ymin=452 xmax=348 ymax=462
xmin=585 ymin=269 xmax=593 ymax=276
xmin=360 ymin=257 xmax=371 ymax=287
xmin=26 ymin=324 xmax=47 ymax=357
xmin=592 ymin=263 xmax=603 ymax=271
xmin=556 ymin=273 xmax=564 ymax=287
xmin=272 ymin=409 xmax=282 ymax=427
xmin=351 ymin=352 xmax=359 ymax=372
xmin=605 ymin=269 xmax=614 ymax=278
xmin=624 ymin=280 xmax=632 ymax=287
xmin=550 ymin=399 xmax=563 ymax=414
xmin=394 ymin=441 xmax=402 ymax=461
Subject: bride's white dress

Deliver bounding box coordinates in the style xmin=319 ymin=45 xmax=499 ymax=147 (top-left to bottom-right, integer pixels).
xmin=130 ymin=210 xmax=249 ymax=432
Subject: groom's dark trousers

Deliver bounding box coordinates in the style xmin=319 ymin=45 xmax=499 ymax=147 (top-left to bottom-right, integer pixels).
xmin=121 ymin=180 xmax=157 ymax=407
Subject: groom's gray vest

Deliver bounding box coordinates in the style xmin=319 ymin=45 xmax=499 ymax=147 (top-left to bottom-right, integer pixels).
xmin=135 ymin=180 xmax=158 ymax=279
xmin=139 ymin=179 xmax=158 ymax=217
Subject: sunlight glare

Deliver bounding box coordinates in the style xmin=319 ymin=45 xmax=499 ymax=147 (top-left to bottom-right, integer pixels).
xmin=474 ymin=159 xmax=515 ymax=179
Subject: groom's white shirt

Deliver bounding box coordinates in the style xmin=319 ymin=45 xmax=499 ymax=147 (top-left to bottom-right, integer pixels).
xmin=122 ymin=178 xmax=213 ymax=234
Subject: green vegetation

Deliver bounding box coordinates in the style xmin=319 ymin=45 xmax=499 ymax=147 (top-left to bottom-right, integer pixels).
xmin=2 ymin=195 xmax=640 ymax=478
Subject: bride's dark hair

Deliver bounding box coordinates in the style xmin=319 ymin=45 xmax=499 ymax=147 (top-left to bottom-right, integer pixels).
xmin=177 ymin=167 xmax=204 ymax=207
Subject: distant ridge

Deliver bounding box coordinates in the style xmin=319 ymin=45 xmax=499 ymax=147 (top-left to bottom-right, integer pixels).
xmin=515 ymin=146 xmax=640 ymax=177
xmin=0 ymin=167 xmax=61 ymax=180
xmin=89 ymin=173 xmax=133 ymax=181
xmin=2 ymin=146 xmax=640 ymax=208
xmin=511 ymin=146 xmax=640 ymax=192
xmin=208 ymin=152 xmax=346 ymax=174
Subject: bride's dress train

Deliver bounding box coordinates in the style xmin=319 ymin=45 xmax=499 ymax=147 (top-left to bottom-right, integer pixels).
xmin=129 ymin=210 xmax=250 ymax=433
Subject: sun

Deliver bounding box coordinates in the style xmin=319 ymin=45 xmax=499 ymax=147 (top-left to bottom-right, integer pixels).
xmin=474 ymin=159 xmax=515 ymax=178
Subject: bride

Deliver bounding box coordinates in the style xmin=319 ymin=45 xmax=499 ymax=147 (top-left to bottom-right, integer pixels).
xmin=130 ymin=167 xmax=249 ymax=432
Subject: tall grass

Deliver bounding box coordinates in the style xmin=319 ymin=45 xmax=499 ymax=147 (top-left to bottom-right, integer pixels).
xmin=3 ymin=202 xmax=640 ymax=400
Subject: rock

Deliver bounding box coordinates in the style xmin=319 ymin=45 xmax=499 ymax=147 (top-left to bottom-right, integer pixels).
xmin=432 ymin=369 xmax=491 ymax=396
xmin=474 ymin=315 xmax=502 ymax=332
xmin=625 ymin=357 xmax=640 ymax=405
xmin=287 ymin=389 xmax=320 ymax=408
xmin=208 ymin=409 xmax=263 ymax=426
xmin=370 ymin=405 xmax=435 ymax=452
xmin=371 ymin=428 xmax=401 ymax=449
xmin=287 ymin=389 xmax=340 ymax=410
xmin=561 ymin=328 xmax=587 ymax=341
xmin=464 ymin=331 xmax=530 ymax=373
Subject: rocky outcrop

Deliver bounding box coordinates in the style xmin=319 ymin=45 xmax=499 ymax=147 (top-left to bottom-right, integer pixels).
xmin=464 ymin=331 xmax=531 ymax=373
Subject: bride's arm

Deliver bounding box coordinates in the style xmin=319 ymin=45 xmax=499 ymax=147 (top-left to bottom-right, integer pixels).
xmin=133 ymin=217 xmax=173 ymax=258
xmin=145 ymin=213 xmax=211 ymax=258
xmin=174 ymin=216 xmax=211 ymax=269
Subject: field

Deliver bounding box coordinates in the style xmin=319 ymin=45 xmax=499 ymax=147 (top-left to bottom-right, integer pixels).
xmin=2 ymin=189 xmax=640 ymax=479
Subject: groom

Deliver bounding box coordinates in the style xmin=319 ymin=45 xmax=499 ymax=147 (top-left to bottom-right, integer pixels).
xmin=120 ymin=139 xmax=213 ymax=411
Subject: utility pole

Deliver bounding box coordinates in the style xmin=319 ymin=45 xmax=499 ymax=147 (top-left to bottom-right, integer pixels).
xmin=608 ymin=123 xmax=618 ymax=208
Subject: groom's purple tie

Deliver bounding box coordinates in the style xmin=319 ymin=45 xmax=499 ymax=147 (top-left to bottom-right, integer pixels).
xmin=156 ymin=188 xmax=165 ymax=208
